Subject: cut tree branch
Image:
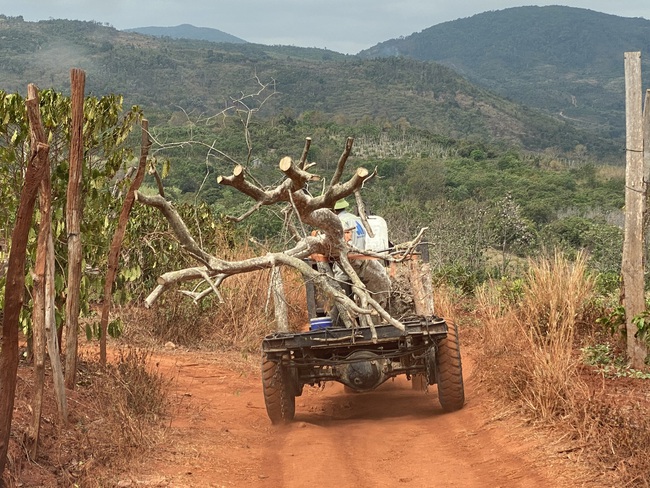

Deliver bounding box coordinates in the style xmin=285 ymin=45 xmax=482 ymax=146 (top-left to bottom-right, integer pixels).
xmin=137 ymin=137 xmax=408 ymax=332
xmin=329 ymin=137 xmax=354 ymax=188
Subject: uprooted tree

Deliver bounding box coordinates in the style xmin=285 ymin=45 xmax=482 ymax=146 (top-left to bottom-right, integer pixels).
xmin=136 ymin=136 xmax=426 ymax=335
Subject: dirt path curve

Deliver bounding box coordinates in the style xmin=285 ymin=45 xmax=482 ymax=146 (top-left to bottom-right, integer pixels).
xmin=122 ymin=348 xmax=585 ymax=488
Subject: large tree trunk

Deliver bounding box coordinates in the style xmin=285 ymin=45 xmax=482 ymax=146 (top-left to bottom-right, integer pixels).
xmin=140 ymin=139 xmax=413 ymax=333
xmin=64 ymin=68 xmax=86 ymax=389
xmin=100 ymin=119 xmax=150 ymax=365
xmin=0 ymin=84 xmax=49 ymax=485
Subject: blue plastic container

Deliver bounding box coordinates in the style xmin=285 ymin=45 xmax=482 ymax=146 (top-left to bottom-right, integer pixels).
xmin=309 ymin=317 xmax=333 ymax=330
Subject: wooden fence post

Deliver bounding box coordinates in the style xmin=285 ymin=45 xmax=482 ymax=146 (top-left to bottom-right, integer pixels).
xmin=622 ymin=51 xmax=648 ymax=368
xmin=100 ymin=119 xmax=150 ymax=365
xmin=64 ymin=68 xmax=85 ymax=389
xmin=27 ymin=119 xmax=53 ymax=458
xmin=0 ymin=84 xmax=49 ymax=482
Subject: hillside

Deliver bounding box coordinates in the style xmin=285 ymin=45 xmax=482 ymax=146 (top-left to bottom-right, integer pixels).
xmin=125 ymin=24 xmax=247 ymax=44
xmin=359 ymin=5 xmax=650 ymax=140
xmin=0 ymin=15 xmax=617 ymax=158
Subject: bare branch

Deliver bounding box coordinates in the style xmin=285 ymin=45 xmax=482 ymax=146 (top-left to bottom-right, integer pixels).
xmin=135 ymin=192 xmax=221 ymax=268
xmin=287 ymin=190 xmax=308 ymax=238
xmin=329 ymin=137 xmax=354 ymax=188
xmin=226 ymin=201 xmax=264 ymax=223
xmin=282 ymin=205 xmax=303 ymax=242
xmin=111 ymin=166 xmax=136 ymax=198
xmin=179 ymin=276 xmax=225 ymax=304
xmin=392 ymin=227 xmax=429 ymax=262
xmin=354 ymin=189 xmax=374 ymax=238
xmin=279 ymin=156 xmax=321 ymax=187
xmin=148 ymin=163 xmax=166 ymax=197
xmin=298 ymin=137 xmax=312 ymax=170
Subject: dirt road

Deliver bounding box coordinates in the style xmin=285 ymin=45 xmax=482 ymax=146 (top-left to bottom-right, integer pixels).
xmin=120 ymin=349 xmax=586 ymax=488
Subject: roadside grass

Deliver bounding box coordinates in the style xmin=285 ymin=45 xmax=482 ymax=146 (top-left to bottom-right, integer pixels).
xmin=474 ymin=251 xmax=650 ymax=486
xmin=6 ymin=346 xmax=170 ymax=487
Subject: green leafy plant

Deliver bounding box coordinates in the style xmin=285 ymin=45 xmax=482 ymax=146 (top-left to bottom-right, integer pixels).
xmin=0 ymin=88 xmax=142 ymax=348
xmin=581 ymin=343 xmax=618 ymax=366
xmin=595 ymin=303 xmax=626 ymax=336
xmin=581 ymin=343 xmax=650 ymax=379
xmin=85 ymin=318 xmax=123 ymax=340
xmin=632 ymin=310 xmax=650 ymax=347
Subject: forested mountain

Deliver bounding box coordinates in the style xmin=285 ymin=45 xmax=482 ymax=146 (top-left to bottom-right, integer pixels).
xmin=0 ymin=15 xmax=616 ymax=158
xmin=359 ymin=6 xmax=650 ymax=141
xmin=0 ymin=13 xmax=629 ymax=291
xmin=125 ymin=24 xmax=247 ymax=44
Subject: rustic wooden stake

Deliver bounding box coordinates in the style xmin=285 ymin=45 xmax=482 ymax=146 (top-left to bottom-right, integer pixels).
xmin=27 ymin=131 xmax=52 ymax=458
xmin=271 ymin=267 xmax=289 ymax=332
xmin=622 ymin=51 xmax=648 ymax=368
xmin=0 ymin=84 xmax=49 ymax=482
xmin=46 ymin=229 xmax=67 ymax=425
xmin=100 ymin=119 xmax=150 ymax=365
xmin=64 ymin=68 xmax=85 ymax=389
xmin=408 ymin=245 xmax=435 ymax=391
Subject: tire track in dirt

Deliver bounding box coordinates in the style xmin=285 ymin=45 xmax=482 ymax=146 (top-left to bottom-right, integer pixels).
xmin=124 ymin=351 xmax=585 ymax=488
xmin=258 ymin=378 xmax=565 ymax=488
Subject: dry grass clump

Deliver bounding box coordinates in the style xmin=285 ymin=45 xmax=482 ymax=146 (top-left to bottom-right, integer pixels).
xmin=476 ymin=251 xmax=593 ymax=420
xmin=74 ymin=347 xmax=170 ymax=486
xmin=101 ymin=347 xmax=170 ymax=438
xmin=476 ymin=251 xmax=650 ymax=485
xmin=572 ymin=391 xmax=650 ymax=487
xmin=513 ymin=252 xmax=594 ymax=420
xmin=432 ymin=283 xmax=465 ymax=325
xmin=5 ymin=347 xmax=169 ymax=487
xmin=211 ymin=266 xmax=308 ymax=350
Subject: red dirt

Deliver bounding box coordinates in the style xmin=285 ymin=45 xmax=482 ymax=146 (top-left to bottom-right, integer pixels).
xmin=114 ymin=347 xmax=591 ymax=488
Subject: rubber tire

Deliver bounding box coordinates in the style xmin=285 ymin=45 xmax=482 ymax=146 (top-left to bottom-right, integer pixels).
xmin=261 ymin=356 xmax=296 ymax=424
xmin=435 ymin=321 xmax=465 ymax=412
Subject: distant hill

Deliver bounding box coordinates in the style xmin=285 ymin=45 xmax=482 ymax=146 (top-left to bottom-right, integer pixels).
xmin=359 ymin=5 xmax=650 ymax=140
xmin=0 ymin=16 xmax=619 ymax=158
xmin=125 ymin=24 xmax=247 ymax=44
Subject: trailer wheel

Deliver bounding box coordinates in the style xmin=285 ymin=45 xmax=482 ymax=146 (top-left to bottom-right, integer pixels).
xmin=262 ymin=355 xmax=296 ymax=424
xmin=435 ymin=321 xmax=465 ymax=412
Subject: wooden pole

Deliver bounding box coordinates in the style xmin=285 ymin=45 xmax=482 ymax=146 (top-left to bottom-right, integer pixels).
xmin=622 ymin=51 xmax=648 ymax=368
xmin=46 ymin=230 xmax=67 ymax=424
xmin=0 ymin=84 xmax=49 ymax=483
xmin=409 ymin=244 xmax=434 ymax=391
xmin=644 ymin=89 xmax=650 ymax=186
xmin=64 ymin=68 xmax=85 ymax=389
xmin=100 ymin=119 xmax=150 ymax=365
xmin=27 ymin=139 xmax=52 ymax=458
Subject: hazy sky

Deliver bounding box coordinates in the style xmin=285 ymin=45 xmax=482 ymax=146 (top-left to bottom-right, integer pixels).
xmin=2 ymin=1 xmax=650 ymax=54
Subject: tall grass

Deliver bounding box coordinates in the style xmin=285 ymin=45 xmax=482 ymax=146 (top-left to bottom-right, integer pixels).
xmin=211 ymin=266 xmax=307 ymax=351
xmin=476 ymin=251 xmax=650 ymax=485
xmin=95 ymin=347 xmax=170 ymax=448
xmin=477 ymin=251 xmax=593 ymax=421
xmin=514 ymin=252 xmax=594 ymax=420
xmin=7 ymin=348 xmax=171 ymax=487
